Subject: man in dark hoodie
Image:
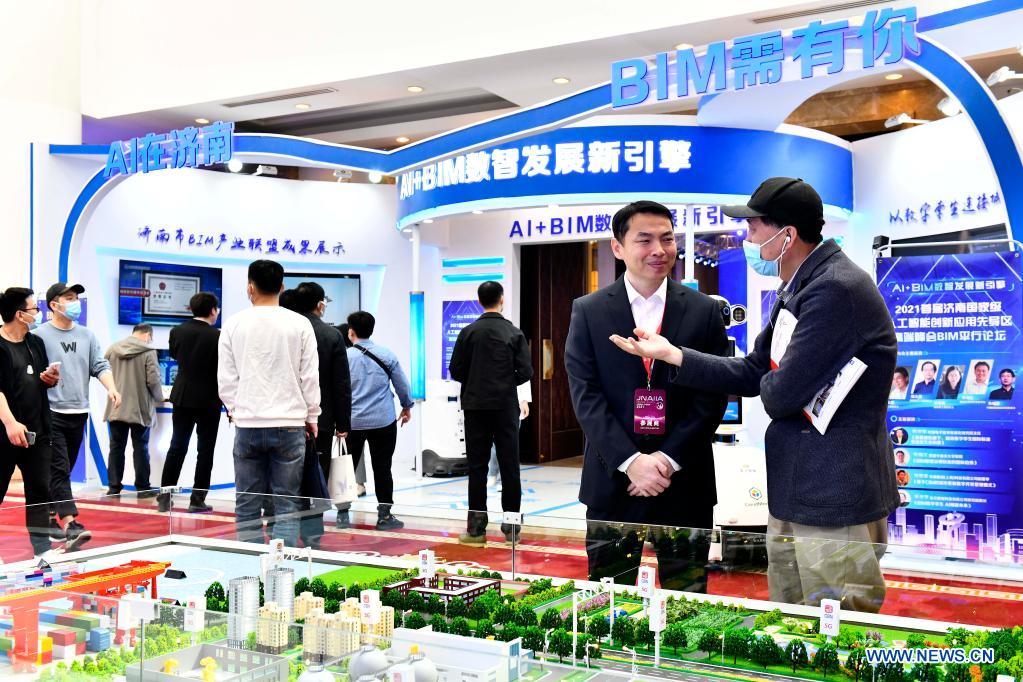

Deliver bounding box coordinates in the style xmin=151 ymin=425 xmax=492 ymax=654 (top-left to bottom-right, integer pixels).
xmin=103 ymin=324 xmax=164 ymax=497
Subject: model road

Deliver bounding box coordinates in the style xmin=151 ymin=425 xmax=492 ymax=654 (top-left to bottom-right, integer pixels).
xmin=552 ymin=649 xmax=808 ymax=682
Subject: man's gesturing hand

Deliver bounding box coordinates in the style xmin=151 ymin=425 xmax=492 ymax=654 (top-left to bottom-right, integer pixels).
xmin=626 ymin=453 xmax=673 ymax=497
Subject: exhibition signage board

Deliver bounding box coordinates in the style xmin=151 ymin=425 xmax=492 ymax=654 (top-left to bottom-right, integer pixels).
xmin=877 ymin=251 xmax=1023 ymax=554
xmin=396 ymin=124 xmax=852 ymax=228
xmin=611 ymin=8 xmax=919 ymax=107
xmin=441 ymin=300 xmax=484 ymax=380
xmin=506 ymin=204 xmax=742 ymax=242
xmin=819 ymin=599 xmax=841 ymax=638
xmin=103 ymin=121 xmax=234 ymax=178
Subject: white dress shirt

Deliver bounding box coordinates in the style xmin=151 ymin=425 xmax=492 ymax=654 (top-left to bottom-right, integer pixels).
xmin=618 ymin=274 xmax=680 ymax=474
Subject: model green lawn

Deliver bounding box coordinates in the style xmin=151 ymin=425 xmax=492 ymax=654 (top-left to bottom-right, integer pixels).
xmin=315 ymin=565 xmax=400 ymax=586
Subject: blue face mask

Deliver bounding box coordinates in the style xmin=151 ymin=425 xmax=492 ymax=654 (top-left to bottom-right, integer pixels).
xmin=742 ymin=229 xmax=790 ymax=278
xmin=60 ymin=300 xmax=83 ymax=322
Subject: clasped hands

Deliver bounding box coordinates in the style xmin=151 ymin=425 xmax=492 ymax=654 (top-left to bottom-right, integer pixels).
xmin=626 ymin=452 xmax=674 ymax=497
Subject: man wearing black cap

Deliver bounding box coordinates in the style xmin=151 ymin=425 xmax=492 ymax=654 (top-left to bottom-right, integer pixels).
xmin=34 ymin=282 xmax=123 ymax=551
xmin=611 ymin=178 xmax=899 ymax=613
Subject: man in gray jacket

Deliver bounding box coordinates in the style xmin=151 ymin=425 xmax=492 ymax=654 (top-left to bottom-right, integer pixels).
xmin=103 ymin=324 xmax=164 ymax=497
xmin=611 ymin=178 xmax=899 ymax=613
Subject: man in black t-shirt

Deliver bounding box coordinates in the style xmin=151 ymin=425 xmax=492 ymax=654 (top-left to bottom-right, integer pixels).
xmin=0 ymin=287 xmax=66 ymax=558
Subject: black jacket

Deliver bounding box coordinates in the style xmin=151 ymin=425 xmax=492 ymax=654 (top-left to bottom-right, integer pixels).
xmin=303 ymin=313 xmax=352 ymax=433
xmin=449 ymin=312 xmax=532 ymax=410
xmin=169 ymin=319 xmax=221 ymax=410
xmin=565 ymin=277 xmax=728 ymax=525
xmin=674 ymin=240 xmax=900 ymax=528
xmin=0 ymin=332 xmax=53 ymax=438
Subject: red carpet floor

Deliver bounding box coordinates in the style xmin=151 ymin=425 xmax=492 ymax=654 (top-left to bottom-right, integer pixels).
xmin=1 ymin=495 xmax=1020 ymax=629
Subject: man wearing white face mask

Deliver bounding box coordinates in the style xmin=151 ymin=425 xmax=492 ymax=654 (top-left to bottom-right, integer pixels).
xmin=34 ymin=282 xmax=122 ymax=551
xmin=610 ymin=177 xmax=899 ymax=613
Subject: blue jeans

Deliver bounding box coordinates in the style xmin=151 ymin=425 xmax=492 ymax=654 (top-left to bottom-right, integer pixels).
xmin=233 ymin=426 xmax=306 ymax=547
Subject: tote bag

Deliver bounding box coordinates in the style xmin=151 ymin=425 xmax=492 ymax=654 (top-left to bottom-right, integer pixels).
xmin=328 ymin=436 xmax=358 ymax=504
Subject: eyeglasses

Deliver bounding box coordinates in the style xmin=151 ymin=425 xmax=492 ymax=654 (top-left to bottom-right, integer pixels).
xmin=20 ymin=306 xmax=40 ymax=313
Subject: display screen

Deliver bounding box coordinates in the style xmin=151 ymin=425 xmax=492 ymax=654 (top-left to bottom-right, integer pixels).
xmin=282 ymin=273 xmax=361 ymax=327
xmin=156 ymin=349 xmax=178 ymax=387
xmin=722 ymin=338 xmax=742 ymax=425
xmin=118 ymin=260 xmax=223 ymax=328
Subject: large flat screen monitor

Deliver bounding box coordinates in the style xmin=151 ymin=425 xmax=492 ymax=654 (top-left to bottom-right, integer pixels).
xmin=118 ymin=260 xmax=223 ymax=328
xmin=722 ymin=338 xmax=742 ymax=424
xmin=282 ymin=273 xmax=361 ymax=327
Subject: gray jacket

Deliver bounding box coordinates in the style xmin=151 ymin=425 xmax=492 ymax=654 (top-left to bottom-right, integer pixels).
xmin=103 ymin=337 xmax=163 ymax=426
xmin=673 ymin=240 xmax=900 ymax=527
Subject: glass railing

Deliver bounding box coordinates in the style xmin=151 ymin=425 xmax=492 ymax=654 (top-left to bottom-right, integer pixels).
xmin=0 ymin=489 xmax=1021 ymax=679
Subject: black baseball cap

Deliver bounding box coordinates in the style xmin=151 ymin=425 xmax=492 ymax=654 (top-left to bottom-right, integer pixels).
xmin=46 ymin=282 xmax=85 ymax=304
xmin=722 ymin=177 xmax=824 ymax=237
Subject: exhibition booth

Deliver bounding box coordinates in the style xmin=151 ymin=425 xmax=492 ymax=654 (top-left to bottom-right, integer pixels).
xmin=5 ymin=0 xmax=1023 ymax=678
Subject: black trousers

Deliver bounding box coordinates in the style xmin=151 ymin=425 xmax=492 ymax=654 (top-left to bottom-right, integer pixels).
xmin=344 ymin=422 xmax=398 ymax=506
xmin=162 ymin=406 xmax=221 ymax=503
xmin=0 ymin=441 xmax=53 ymax=555
xmin=585 ymin=506 xmax=712 ymax=594
xmin=463 ymin=407 xmax=521 ymax=535
xmin=106 ymin=421 xmax=152 ymax=492
xmin=49 ymin=412 xmax=88 ymax=518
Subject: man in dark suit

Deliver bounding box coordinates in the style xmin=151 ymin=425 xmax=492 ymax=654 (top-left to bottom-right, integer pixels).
xmin=611 ymin=178 xmax=899 ymax=613
xmin=158 ymin=292 xmax=222 ymax=513
xmin=295 ymin=281 xmax=352 ymax=546
xmin=449 ymin=281 xmax=533 ymax=546
xmin=989 ymin=368 xmax=1015 ymax=400
xmin=565 ymin=201 xmax=728 ymax=593
xmin=912 ymin=361 xmax=938 ymax=397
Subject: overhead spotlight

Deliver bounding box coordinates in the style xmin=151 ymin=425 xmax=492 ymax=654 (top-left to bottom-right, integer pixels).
xmin=194 ymin=118 xmax=210 ymax=125
xmin=423 ymin=219 xmax=434 ymax=224
xmin=885 ymin=73 xmax=904 ymax=81
xmin=937 ymin=96 xmax=962 ymax=117
xmin=552 ymin=76 xmax=571 ymax=85
xmin=472 ymin=210 xmax=484 ymax=215
xmin=987 ymin=66 xmax=1023 ymax=86
xmin=884 ymin=113 xmax=928 ymax=128
xmin=367 ymin=171 xmax=383 ymax=184
xmin=295 ymin=103 xmax=311 ymax=110
xmin=253 ymin=165 xmax=278 ymax=177
xmin=674 ymin=43 xmax=693 ymax=51
xmin=407 ymin=85 xmax=425 ymax=93
xmin=396 ymin=136 xmax=410 ymax=144
xmin=227 ymin=158 xmax=243 ymax=173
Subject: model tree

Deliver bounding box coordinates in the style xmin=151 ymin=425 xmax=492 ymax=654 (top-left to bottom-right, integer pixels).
xmin=294 ymin=577 xmax=310 ymax=595
xmin=588 ymin=616 xmax=610 ymax=644
xmin=541 ymin=608 xmax=563 ymax=631
xmin=662 ymin=622 xmax=687 ymax=655
xmin=523 ymin=626 xmax=545 ymax=653
xmin=516 ymin=604 xmax=538 ymax=628
xmin=612 ymin=615 xmax=635 ymax=648
xmin=945 ymin=663 xmax=972 ymax=682
xmin=476 ymin=618 xmax=496 ymax=639
xmin=382 ymin=589 xmax=403 ymax=610
xmin=814 ymin=642 xmax=840 ymax=679
xmin=475 ymin=589 xmax=502 ymax=614
xmin=450 ymin=617 xmax=472 ymax=638
xmin=205 ymin=582 xmax=226 ymax=611
xmin=945 ymin=627 xmax=971 ymax=648
xmin=634 ymin=617 xmax=655 ymax=649
xmin=469 ymin=598 xmax=491 ymax=622
xmin=699 ymin=628 xmax=722 ymax=659
xmin=876 ymin=661 xmax=906 ymax=682
xmin=429 ymin=613 xmax=448 ymax=633
xmin=574 ymin=633 xmax=592 ymax=663
xmin=786 ymin=638 xmax=810 ymax=674
xmin=404 ymin=612 xmax=427 ymax=630
xmin=447 ymin=596 xmax=468 ymax=619
xmin=499 ymin=624 xmax=523 ymax=643
xmin=906 ymin=633 xmax=927 ymax=648
xmin=494 ymin=603 xmax=516 ymax=625
xmin=549 ymin=629 xmax=573 ymax=663
xmin=405 ymin=591 xmax=426 ymax=614
xmin=751 ymin=634 xmax=782 ymax=669
xmin=911 ymin=663 xmax=941 ymax=682
xmin=724 ymin=627 xmax=753 ymax=664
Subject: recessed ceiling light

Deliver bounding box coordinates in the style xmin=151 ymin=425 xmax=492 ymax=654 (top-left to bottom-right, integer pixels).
xmin=552 ymin=76 xmax=571 ymax=85
xmin=396 ymin=136 xmax=410 ymax=144
xmin=407 ymin=85 xmax=424 ymax=93
xmin=295 ymin=103 xmax=311 ymax=110
xmin=674 ymin=43 xmax=693 ymax=50
xmin=885 ymin=73 xmax=903 ymax=81
xmin=194 ymin=118 xmax=210 ymax=125
xmin=472 ymin=210 xmax=483 ymax=215
xmin=423 ymin=219 xmax=434 ymax=224
xmin=367 ymin=171 xmax=383 ymax=184
xmin=227 ymin=158 xmax=243 ymax=173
